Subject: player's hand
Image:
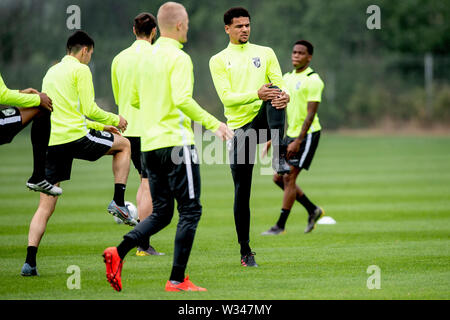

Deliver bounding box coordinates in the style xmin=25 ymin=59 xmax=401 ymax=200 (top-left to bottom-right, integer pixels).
xmin=257 ymin=83 xmax=281 ymax=101
xmin=286 ymin=138 xmax=301 ymax=160
xmin=104 ymin=125 xmax=121 ymax=136
xmin=117 ymin=115 xmax=128 ymax=133
xmin=271 ymin=91 xmax=290 ymax=109
xmin=261 ymin=140 xmax=272 ymax=158
xmin=38 ymin=92 xmax=53 ymax=112
xmin=214 ymin=122 xmax=234 ymax=141
xmin=20 ymin=88 xmax=40 ymax=94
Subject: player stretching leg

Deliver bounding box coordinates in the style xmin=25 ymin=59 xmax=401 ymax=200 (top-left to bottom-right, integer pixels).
xmin=0 ymin=72 xmax=61 ymax=196
xmin=21 ymin=31 xmax=133 ymax=276
xmin=103 ymin=2 xmax=233 ymax=292
xmin=209 ymin=7 xmax=290 ymax=267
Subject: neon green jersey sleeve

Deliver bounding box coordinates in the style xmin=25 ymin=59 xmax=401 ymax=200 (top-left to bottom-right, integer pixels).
xmin=265 ymin=47 xmax=285 ymax=90
xmin=209 ymin=56 xmax=259 ymax=108
xmin=76 ymin=66 xmax=119 ymax=126
xmin=306 ymin=76 xmax=324 ymax=102
xmin=85 ymin=119 xmax=105 ymax=131
xmin=0 ymin=72 xmax=40 ymax=107
xmin=172 ymin=54 xmax=220 ymax=132
xmin=111 ymin=58 xmax=120 ymax=106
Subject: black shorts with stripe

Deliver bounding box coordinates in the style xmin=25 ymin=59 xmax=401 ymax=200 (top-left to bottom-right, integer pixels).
xmin=45 ymin=129 xmax=114 ymax=184
xmin=285 ymin=130 xmax=321 ymax=170
xmin=125 ymin=136 xmax=147 ymax=178
xmin=0 ymin=107 xmax=23 ymax=145
xmin=142 ymin=145 xmax=201 ymax=213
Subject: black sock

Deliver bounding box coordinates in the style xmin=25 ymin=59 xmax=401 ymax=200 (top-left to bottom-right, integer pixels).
xmin=298 ymin=194 xmax=317 ymax=215
xmin=240 ymin=242 xmax=251 ymax=256
xmin=29 ymin=110 xmax=51 ymax=182
xmin=169 ymin=266 xmax=185 ymax=283
xmin=276 ymin=208 xmax=291 ymax=229
xmin=114 ymin=184 xmax=126 ymax=207
xmin=25 ymin=246 xmax=38 ymax=267
xmin=116 ymin=236 xmax=136 ymax=260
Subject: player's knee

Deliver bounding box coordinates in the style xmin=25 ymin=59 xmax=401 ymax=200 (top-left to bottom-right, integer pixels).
xmin=273 ymin=173 xmax=282 ymax=184
xmin=283 ymin=173 xmax=295 ymax=186
xmin=179 ymin=210 xmax=202 ymax=226
xmin=114 ymin=135 xmax=131 ymax=154
xmin=152 ymin=208 xmax=174 ymax=226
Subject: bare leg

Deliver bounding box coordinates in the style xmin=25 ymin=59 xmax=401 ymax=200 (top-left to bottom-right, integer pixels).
xmin=273 ymin=172 xmax=305 ymax=199
xmin=18 ymin=107 xmax=41 ymax=126
xmin=28 ymin=189 xmax=59 ymax=247
xmin=137 ymin=177 xmax=152 ymax=221
xmin=281 ymin=167 xmax=301 ymax=211
xmin=105 ymin=134 xmax=131 ymax=184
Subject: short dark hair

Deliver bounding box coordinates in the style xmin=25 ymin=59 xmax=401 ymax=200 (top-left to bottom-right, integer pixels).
xmin=134 ymin=12 xmax=157 ymax=37
xmin=295 ymin=40 xmax=314 ymax=55
xmin=224 ymin=7 xmax=251 ymax=25
xmin=66 ymin=30 xmax=94 ymax=54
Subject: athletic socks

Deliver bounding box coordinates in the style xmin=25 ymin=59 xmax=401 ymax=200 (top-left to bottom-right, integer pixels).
xmin=276 ymin=208 xmax=291 ymax=229
xmin=298 ymin=194 xmax=317 ymax=215
xmin=113 ymin=184 xmax=126 ymax=207
xmin=28 ymin=110 xmax=51 ymax=182
xmin=25 ymin=246 xmax=38 ymax=267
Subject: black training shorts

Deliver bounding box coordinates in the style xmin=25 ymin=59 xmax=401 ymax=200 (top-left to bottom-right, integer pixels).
xmin=0 ymin=107 xmax=23 ymax=145
xmin=45 ymin=129 xmax=114 ymax=184
xmin=285 ymin=130 xmax=321 ymax=170
xmin=125 ymin=136 xmax=147 ymax=178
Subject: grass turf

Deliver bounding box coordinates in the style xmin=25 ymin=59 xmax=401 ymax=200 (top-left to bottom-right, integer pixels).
xmin=0 ymin=132 xmax=449 ymax=299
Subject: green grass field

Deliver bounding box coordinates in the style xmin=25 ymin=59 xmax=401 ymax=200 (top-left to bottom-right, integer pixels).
xmin=0 ymin=132 xmax=449 ymax=300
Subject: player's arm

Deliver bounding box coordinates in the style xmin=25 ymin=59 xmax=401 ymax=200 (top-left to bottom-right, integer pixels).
xmin=0 ymin=73 xmax=41 ymax=108
xmin=86 ymin=119 xmax=105 ymax=131
xmin=286 ymin=78 xmax=323 ymax=159
xmin=111 ymin=58 xmax=120 ymax=106
xmin=209 ymin=56 xmax=259 ymax=108
xmin=172 ymin=54 xmax=221 ymax=132
xmin=86 ymin=119 xmax=121 ymax=135
xmin=76 ymin=66 xmax=120 ymax=127
xmin=129 ymin=69 xmax=140 ymax=110
xmin=266 ymin=48 xmax=290 ymax=109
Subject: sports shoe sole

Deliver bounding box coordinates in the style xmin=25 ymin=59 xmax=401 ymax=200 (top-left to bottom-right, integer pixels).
xmin=108 ymin=206 xmax=136 ymax=227
xmin=26 ymin=182 xmax=62 ymax=196
xmin=103 ymin=252 xmax=122 ymax=292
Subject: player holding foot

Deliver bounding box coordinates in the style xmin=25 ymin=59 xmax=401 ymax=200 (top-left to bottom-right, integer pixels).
xmin=111 ymin=12 xmax=163 ymax=256
xmin=21 ymin=31 xmax=133 ymax=276
xmin=0 ymin=73 xmax=61 ymax=196
xmin=209 ymin=7 xmax=290 ymax=267
xmin=261 ymin=40 xmax=325 ymax=236
xmin=103 ymin=2 xmax=233 ymax=292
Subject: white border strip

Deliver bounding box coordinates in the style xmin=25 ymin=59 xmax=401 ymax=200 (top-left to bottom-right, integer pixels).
xmin=86 ymin=132 xmax=113 ymax=147
xmin=0 ymin=115 xmax=21 ymax=125
xmin=178 ymin=110 xmax=195 ymax=199
xmin=299 ymin=133 xmax=312 ymax=167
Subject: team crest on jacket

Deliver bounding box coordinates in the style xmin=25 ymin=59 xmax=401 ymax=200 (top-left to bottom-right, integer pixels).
xmin=252 ymin=57 xmax=261 ymax=68
xmin=100 ymin=131 xmax=112 ymax=138
xmin=296 ymin=81 xmax=302 ymax=90
xmin=1 ymin=108 xmax=16 ymax=117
